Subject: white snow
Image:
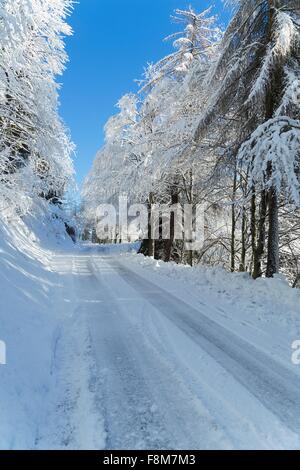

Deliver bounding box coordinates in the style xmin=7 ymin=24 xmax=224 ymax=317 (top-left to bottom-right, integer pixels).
xmin=1 ymin=217 xmax=300 ymax=449
xmin=0 ymin=211 xmax=104 ymax=449
xmin=119 ymin=250 xmax=300 ymax=338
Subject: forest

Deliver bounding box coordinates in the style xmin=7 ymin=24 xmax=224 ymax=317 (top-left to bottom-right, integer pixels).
xmin=83 ymin=0 xmax=300 ymax=285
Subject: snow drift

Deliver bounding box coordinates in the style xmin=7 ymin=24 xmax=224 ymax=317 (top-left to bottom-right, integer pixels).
xmin=0 ymin=207 xmax=73 ymax=449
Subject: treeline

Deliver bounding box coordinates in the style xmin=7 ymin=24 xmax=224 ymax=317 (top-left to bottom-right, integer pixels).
xmin=83 ymin=1 xmax=300 ymax=285
xmin=0 ymin=0 xmax=74 ymax=214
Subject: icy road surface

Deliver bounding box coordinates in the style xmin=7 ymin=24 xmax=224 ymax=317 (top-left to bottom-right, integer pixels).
xmin=49 ymin=248 xmax=300 ymax=450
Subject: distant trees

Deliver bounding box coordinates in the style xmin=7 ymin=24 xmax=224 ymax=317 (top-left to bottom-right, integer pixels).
xmin=83 ymin=6 xmax=222 ymax=262
xmin=0 ymin=0 xmax=74 ymax=212
xmin=83 ymin=1 xmax=300 ymax=284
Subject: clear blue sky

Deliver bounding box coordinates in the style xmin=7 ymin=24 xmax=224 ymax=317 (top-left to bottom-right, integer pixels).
xmin=59 ymin=0 xmax=231 ymax=186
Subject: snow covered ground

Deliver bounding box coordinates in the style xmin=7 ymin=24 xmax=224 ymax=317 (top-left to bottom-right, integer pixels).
xmin=0 ymin=211 xmax=101 ymax=449
xmin=1 ymin=218 xmax=300 ymax=449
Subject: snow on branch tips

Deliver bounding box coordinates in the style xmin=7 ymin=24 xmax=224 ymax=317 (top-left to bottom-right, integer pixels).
xmin=246 ymin=9 xmax=298 ymax=107
xmin=0 ymin=0 xmax=74 ymax=213
xmin=141 ymin=6 xmax=222 ymax=90
xmin=238 ymin=117 xmax=300 ymax=204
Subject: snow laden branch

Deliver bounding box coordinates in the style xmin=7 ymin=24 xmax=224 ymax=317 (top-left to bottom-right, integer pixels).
xmin=246 ymin=9 xmax=299 ymax=107
xmin=0 ymin=0 xmax=75 ymax=213
xmin=238 ymin=117 xmax=300 ymax=204
xmin=140 ymin=7 xmax=222 ymax=92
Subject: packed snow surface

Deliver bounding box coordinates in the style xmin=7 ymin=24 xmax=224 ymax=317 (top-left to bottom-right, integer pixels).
xmin=1 ymin=220 xmax=300 ymax=449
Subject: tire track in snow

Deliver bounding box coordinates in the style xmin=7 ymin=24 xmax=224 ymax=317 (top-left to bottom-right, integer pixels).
xmin=108 ymin=258 xmax=300 ymax=439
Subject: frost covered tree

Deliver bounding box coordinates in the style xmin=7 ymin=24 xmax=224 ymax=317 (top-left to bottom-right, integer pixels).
xmin=82 ymin=94 xmax=139 ymax=222
xmin=83 ymin=1 xmax=300 ymax=285
xmin=83 ymin=6 xmax=222 ymax=259
xmin=136 ymin=7 xmax=222 ymax=261
xmin=238 ymin=0 xmax=300 ymax=278
xmin=0 ymin=0 xmax=74 ymax=212
xmin=193 ymin=0 xmax=300 ymax=278
xmin=142 ymin=6 xmax=221 ymax=89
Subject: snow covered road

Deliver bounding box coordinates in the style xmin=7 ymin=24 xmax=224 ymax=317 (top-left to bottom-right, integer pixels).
xmin=50 ymin=248 xmax=300 ymax=450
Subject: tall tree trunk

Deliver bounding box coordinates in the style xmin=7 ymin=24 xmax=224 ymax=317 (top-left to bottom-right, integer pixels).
xmin=266 ymin=187 xmax=279 ymax=277
xmin=186 ymin=169 xmax=193 ymax=267
xmin=265 ymin=0 xmax=280 ymax=277
xmin=251 ymin=190 xmax=257 ymax=275
xmin=139 ymin=192 xmax=155 ymax=257
xmin=240 ymin=206 xmax=247 ymax=272
xmin=252 ymin=190 xmax=267 ymax=279
xmin=187 ymin=246 xmax=193 ymax=267
xmin=165 ymin=188 xmax=179 ymax=262
xmin=231 ymin=162 xmax=237 ymax=272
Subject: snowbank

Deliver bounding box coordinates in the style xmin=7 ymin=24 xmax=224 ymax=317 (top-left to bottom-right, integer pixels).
xmin=0 ymin=207 xmax=80 ymax=449
xmin=119 ymin=251 xmax=300 ymax=337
